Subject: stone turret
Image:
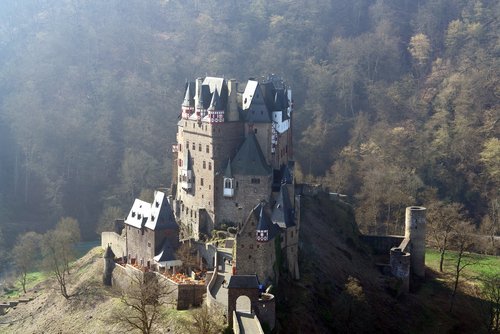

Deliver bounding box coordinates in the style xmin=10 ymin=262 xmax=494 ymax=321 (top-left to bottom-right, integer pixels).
xmin=103 ymin=244 xmax=115 ymax=286
xmin=404 ymin=206 xmax=426 ymax=278
xmin=390 ymin=247 xmax=411 ymax=293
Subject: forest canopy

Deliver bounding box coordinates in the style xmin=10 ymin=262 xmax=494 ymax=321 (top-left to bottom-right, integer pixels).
xmin=0 ymin=0 xmax=498 ymax=241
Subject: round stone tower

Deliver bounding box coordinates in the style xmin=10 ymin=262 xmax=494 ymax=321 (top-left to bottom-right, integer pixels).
xmin=103 ymin=245 xmax=116 ymax=286
xmin=390 ymin=247 xmax=411 ymax=293
xmin=404 ymin=206 xmax=426 ymax=278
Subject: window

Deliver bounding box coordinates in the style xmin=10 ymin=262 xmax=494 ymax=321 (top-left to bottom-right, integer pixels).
xmin=203 ymin=161 xmax=206 ymax=169
xmin=251 ymin=178 xmax=260 ymax=184
xmin=201 ymin=178 xmax=204 ymax=186
xmin=192 ymin=142 xmax=195 ymax=150
xmin=225 ymin=179 xmax=232 ymax=189
xmin=179 ymin=144 xmax=182 ymax=151
xmin=147 ymin=242 xmax=151 ymax=248
xmin=206 ymin=145 xmax=210 ymax=153
xmin=208 ymin=162 xmax=212 ymax=170
xmin=254 ymin=128 xmax=258 ymax=134
xmin=199 ymin=143 xmax=202 ymax=151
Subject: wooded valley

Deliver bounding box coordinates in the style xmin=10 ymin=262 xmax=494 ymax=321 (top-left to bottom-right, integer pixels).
xmin=0 ymin=0 xmax=497 ymax=247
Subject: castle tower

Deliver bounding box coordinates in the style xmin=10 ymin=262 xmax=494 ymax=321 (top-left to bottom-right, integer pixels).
xmin=103 ymin=244 xmax=115 ymax=286
xmin=172 ymin=76 xmax=292 ymax=239
xmin=404 ymin=206 xmax=426 ymax=278
xmin=389 ymin=247 xmax=411 ymax=293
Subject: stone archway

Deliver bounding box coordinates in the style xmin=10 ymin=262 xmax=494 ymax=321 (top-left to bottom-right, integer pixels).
xmin=236 ymin=295 xmax=251 ymax=313
xmin=227 ymin=275 xmax=260 ymax=327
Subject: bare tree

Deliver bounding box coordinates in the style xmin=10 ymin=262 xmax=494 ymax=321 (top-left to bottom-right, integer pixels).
xmin=175 ymin=241 xmax=198 ymax=274
xmin=480 ymin=274 xmax=500 ymax=333
xmin=177 ymin=303 xmax=226 ymax=334
xmin=427 ymin=201 xmax=465 ymax=272
xmin=115 ymin=271 xmax=174 ymax=334
xmin=41 ymin=230 xmax=71 ymax=299
xmin=55 ymin=217 xmax=81 ymax=275
xmin=12 ymin=232 xmax=41 ymax=293
xmin=449 ymin=221 xmax=477 ymax=313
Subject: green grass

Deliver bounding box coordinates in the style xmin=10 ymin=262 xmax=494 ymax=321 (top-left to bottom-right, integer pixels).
xmin=3 ymin=271 xmax=48 ymax=298
xmin=426 ymin=248 xmax=500 ymax=279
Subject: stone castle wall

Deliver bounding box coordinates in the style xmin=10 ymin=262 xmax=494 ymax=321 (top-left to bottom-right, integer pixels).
xmin=110 ymin=263 xmax=203 ymax=310
xmin=125 ymin=225 xmax=156 ymax=267
xmin=360 ymin=235 xmax=405 ymax=255
xmin=218 ymin=174 xmax=272 ymax=226
xmin=101 ymin=232 xmax=126 ymax=259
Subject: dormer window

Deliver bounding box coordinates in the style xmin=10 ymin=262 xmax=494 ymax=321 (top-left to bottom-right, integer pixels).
xmin=223 ymin=177 xmax=234 ymax=197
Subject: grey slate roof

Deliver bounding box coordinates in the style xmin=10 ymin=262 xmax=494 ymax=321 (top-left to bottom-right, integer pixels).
xmin=209 ymin=89 xmax=221 ymax=110
xmin=104 ymin=245 xmax=115 ymax=259
xmin=223 ymin=158 xmax=233 ymax=178
xmin=227 ymin=274 xmax=259 ymax=289
xmin=154 ymin=237 xmax=178 ymax=262
xmin=271 ymin=185 xmax=295 ymax=229
xmin=232 ymin=133 xmax=271 ymax=176
xmin=124 ymin=191 xmax=178 ymax=231
xmin=182 ymin=82 xmax=195 ymax=107
xmin=255 ymin=203 xmax=280 ymax=241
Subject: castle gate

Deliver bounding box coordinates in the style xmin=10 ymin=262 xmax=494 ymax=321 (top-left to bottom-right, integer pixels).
xmin=227 ymin=275 xmax=260 ymax=326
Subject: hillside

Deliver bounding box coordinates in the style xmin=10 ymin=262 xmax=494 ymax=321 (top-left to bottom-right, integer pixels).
xmin=0 ymin=248 xmax=178 ymax=334
xmin=0 ymin=0 xmax=498 ymax=250
xmin=276 ymin=192 xmax=489 ymax=333
xmin=0 ymin=193 xmax=493 ymax=333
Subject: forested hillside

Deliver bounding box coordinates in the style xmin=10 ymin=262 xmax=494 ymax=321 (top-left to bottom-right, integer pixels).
xmin=0 ymin=0 xmax=498 ymax=243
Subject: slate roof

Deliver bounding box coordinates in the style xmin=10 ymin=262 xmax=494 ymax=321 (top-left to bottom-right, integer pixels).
xmin=232 ymin=133 xmax=271 ymax=176
xmin=201 ymin=77 xmax=228 ymax=111
xmin=144 ymin=191 xmax=178 ymax=231
xmin=208 ymin=89 xmax=221 ymax=110
xmin=271 ymin=185 xmax=295 ymax=229
xmin=255 ymin=203 xmax=280 ymax=241
xmin=242 ymin=80 xmax=271 ymax=123
xmin=182 ymin=82 xmax=195 ymax=107
xmin=227 ymin=274 xmax=259 ymax=289
xmin=124 ymin=198 xmax=150 ymax=229
xmin=104 ymin=245 xmax=115 ymax=259
xmin=153 ymin=237 xmax=178 ymax=262
xmin=223 ymin=158 xmax=233 ymax=178
xmin=124 ymin=191 xmax=178 ymax=231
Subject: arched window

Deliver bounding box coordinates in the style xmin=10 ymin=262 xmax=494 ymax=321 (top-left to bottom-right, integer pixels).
xmin=223 ymin=178 xmax=234 ymax=197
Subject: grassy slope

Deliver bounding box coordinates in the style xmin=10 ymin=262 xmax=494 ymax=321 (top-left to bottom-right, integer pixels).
xmin=0 ymin=248 xmax=181 ymax=334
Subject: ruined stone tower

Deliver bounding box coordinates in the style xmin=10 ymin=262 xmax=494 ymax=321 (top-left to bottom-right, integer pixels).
xmin=404 ymin=206 xmax=426 ymax=278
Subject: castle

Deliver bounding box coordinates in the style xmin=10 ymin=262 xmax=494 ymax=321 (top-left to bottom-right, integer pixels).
xmin=101 ymin=76 xmax=300 ymax=328
xmin=170 ymin=75 xmax=299 ymax=283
